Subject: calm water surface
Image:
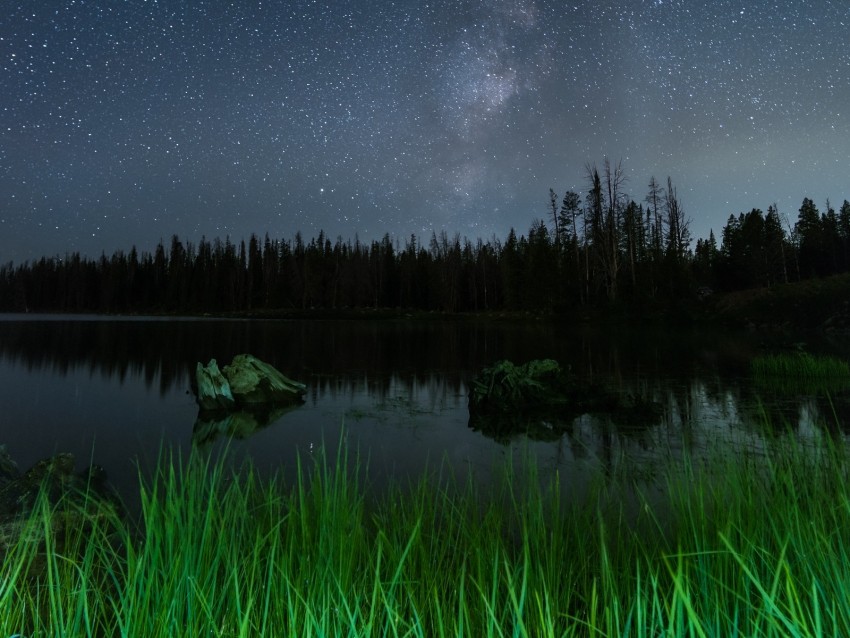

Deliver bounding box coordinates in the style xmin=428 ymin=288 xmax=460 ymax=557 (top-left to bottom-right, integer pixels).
xmin=1 ymin=314 xmax=848 ymax=506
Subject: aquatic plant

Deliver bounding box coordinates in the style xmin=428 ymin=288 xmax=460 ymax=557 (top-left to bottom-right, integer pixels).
xmin=469 ymin=358 xmax=568 ymax=414
xmin=2 ymin=434 xmax=850 ymax=636
xmin=751 ymin=351 xmax=850 ymax=394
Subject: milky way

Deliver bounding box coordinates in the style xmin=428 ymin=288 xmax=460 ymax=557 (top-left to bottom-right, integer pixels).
xmin=2 ymin=0 xmax=848 ymax=263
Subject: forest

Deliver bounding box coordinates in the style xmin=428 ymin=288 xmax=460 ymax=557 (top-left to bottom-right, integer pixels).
xmin=2 ymin=160 xmax=850 ymax=315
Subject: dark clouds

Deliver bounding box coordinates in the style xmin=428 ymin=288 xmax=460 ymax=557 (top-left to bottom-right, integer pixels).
xmin=2 ymin=0 xmax=849 ymax=263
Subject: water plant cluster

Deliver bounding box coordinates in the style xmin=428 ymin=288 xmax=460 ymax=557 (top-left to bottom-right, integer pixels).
xmin=751 ymin=351 xmax=850 ymax=395
xmin=469 ymin=359 xmax=564 ymax=412
xmin=3 ymin=435 xmax=850 ymax=636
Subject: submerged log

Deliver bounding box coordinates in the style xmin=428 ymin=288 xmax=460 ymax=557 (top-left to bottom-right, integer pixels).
xmin=223 ymin=354 xmax=307 ymax=405
xmin=194 ymin=354 xmax=306 ymax=412
xmin=195 ymin=359 xmax=236 ymax=411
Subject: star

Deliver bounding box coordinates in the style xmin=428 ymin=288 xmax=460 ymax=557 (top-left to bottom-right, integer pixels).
xmin=0 ymin=0 xmax=847 ymax=263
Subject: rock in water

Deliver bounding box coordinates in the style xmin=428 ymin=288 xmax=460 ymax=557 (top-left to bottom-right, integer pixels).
xmin=195 ymin=359 xmax=236 ymax=411
xmin=222 ymin=354 xmax=307 ymax=405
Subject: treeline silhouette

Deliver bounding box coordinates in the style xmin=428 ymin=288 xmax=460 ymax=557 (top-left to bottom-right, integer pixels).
xmin=2 ymin=160 xmax=849 ymax=314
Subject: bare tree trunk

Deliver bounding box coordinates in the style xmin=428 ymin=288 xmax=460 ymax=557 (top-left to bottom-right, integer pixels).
xmin=549 ymin=188 xmax=561 ymax=252
xmin=664 ymin=176 xmax=691 ymax=259
xmin=599 ymin=158 xmax=626 ymax=302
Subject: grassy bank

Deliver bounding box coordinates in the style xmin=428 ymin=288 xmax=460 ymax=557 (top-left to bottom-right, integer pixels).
xmin=711 ymin=271 xmax=850 ymax=333
xmin=3 ymin=436 xmax=850 ymax=636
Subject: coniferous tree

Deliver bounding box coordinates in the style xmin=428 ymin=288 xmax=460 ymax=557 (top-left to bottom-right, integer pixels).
xmin=693 ymin=230 xmax=718 ymax=287
xmin=644 ymin=176 xmax=665 ymax=296
xmin=621 ymin=200 xmax=642 ymax=292
xmin=557 ymin=190 xmax=584 ymax=303
xmin=525 ymin=218 xmax=556 ymax=310
xmin=500 ymin=228 xmax=522 ymax=310
xmin=839 ymin=200 xmax=850 ymax=271
xmin=795 ymin=198 xmax=823 ymax=278
xmin=764 ymin=205 xmax=789 ymax=285
xmin=585 ymin=164 xmax=605 ymax=299
xmin=822 ymin=200 xmax=841 ymax=275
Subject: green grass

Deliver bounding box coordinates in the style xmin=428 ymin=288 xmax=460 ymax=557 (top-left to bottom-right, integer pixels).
xmin=3 ymin=434 xmax=850 ymax=636
xmin=751 ymin=352 xmax=850 ymax=394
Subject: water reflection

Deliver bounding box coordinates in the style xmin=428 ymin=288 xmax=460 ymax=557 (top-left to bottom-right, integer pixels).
xmin=1 ymin=314 xmax=849 ymax=505
xmin=193 ymin=403 xmax=304 ymax=446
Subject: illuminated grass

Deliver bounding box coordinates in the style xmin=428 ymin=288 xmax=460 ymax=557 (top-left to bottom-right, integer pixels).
xmin=2 ymin=435 xmax=850 ymax=636
xmin=752 ymin=352 xmax=850 ymax=394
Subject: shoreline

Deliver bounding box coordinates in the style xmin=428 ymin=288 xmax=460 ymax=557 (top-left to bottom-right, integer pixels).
xmin=2 ymin=271 xmax=849 ymax=335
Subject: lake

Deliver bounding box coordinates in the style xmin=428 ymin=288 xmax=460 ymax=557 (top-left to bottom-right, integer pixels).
xmin=1 ymin=314 xmax=848 ymax=509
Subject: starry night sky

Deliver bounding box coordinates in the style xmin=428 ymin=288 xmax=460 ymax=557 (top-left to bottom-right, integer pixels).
xmin=2 ymin=0 xmax=848 ymax=264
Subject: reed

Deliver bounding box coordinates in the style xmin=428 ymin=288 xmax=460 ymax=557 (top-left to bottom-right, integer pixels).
xmin=751 ymin=351 xmax=850 ymax=394
xmin=2 ymin=433 xmax=850 ymax=636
